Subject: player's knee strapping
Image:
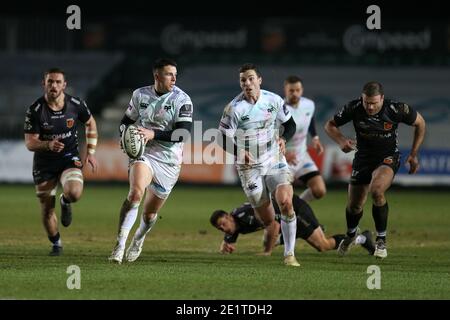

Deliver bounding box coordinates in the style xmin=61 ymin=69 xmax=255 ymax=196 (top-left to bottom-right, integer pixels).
xmin=60 ymin=170 xmax=84 ymax=187
xmin=36 ymin=186 xmax=57 ymax=198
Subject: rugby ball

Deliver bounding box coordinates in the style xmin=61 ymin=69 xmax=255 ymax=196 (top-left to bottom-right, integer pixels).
xmin=121 ymin=125 xmax=145 ymax=159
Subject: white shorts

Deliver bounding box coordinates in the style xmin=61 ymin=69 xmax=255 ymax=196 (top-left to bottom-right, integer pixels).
xmin=288 ymin=152 xmax=319 ymax=180
xmin=237 ymin=158 xmax=293 ymax=208
xmin=130 ymin=155 xmax=180 ymax=199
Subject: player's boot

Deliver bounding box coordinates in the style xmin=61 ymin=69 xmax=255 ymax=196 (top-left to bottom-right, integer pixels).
xmin=125 ymin=236 xmax=145 ymax=262
xmin=360 ymin=230 xmax=376 ymax=255
xmin=49 ymin=245 xmax=63 ymax=256
xmin=108 ymin=243 xmax=125 ymax=264
xmin=60 ymin=194 xmax=72 ymax=227
xmin=374 ymin=238 xmax=387 ymax=259
xmin=284 ymin=254 xmax=300 ymax=267
xmin=337 ymin=231 xmax=358 ymax=256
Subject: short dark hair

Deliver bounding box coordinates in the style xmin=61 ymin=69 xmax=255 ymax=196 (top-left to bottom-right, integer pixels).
xmin=239 ymin=63 xmax=261 ymax=77
xmin=210 ymin=209 xmax=228 ymax=227
xmin=362 ymin=81 xmax=384 ymax=97
xmin=153 ymin=58 xmax=177 ymax=73
xmin=44 ymin=67 xmax=66 ymax=80
xmin=284 ymin=75 xmax=303 ymax=85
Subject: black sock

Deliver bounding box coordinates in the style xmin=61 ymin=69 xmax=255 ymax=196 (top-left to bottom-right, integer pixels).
xmin=332 ymin=234 xmax=346 ymax=249
xmin=48 ymin=232 xmax=61 ymax=246
xmin=61 ymin=195 xmax=70 ymax=204
xmin=346 ymin=208 xmax=363 ymax=237
xmin=372 ymin=203 xmax=388 ymax=241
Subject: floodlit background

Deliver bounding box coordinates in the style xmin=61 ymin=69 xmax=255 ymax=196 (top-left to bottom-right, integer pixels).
xmin=0 ymin=3 xmax=449 ymax=300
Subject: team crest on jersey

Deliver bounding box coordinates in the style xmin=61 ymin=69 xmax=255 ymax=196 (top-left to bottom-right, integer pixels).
xmin=383 ymin=157 xmax=394 ymax=165
xmin=66 ymin=118 xmax=74 ymax=128
xmin=384 ymin=122 xmax=393 ymax=130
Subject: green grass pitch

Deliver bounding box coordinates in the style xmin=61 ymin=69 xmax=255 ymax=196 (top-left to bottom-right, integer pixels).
xmin=0 ymin=184 xmax=449 ymax=299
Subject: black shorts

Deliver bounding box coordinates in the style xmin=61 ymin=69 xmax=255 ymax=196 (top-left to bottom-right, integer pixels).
xmin=350 ymin=153 xmax=401 ymax=185
xmin=279 ymin=197 xmax=320 ymax=244
xmin=298 ymin=171 xmax=321 ymax=185
xmin=32 ymin=154 xmax=83 ymax=185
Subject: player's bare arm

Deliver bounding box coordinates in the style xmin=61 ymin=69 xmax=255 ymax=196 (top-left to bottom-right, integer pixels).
xmin=324 ymin=119 xmax=356 ymax=153
xmin=25 ymin=133 xmax=64 ymax=153
xmin=220 ymin=241 xmax=235 ymax=254
xmin=311 ymin=136 xmax=324 ymax=155
xmin=84 ymin=115 xmax=98 ymax=173
xmin=406 ymin=112 xmax=426 ymax=174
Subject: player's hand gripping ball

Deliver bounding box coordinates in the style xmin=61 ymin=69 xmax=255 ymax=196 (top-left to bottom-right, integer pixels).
xmin=121 ymin=124 xmax=145 ymax=159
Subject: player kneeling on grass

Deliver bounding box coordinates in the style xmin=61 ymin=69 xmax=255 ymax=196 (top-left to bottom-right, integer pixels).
xmin=210 ymin=194 xmax=375 ymax=256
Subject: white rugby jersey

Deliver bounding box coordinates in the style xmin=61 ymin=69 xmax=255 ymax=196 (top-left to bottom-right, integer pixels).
xmin=125 ymin=85 xmax=193 ymax=165
xmin=285 ymin=97 xmax=315 ymax=157
xmin=219 ymin=89 xmax=291 ymax=166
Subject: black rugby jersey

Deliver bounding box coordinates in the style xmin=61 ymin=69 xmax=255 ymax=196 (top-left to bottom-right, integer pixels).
xmin=333 ymin=98 xmax=417 ymax=157
xmin=24 ymin=94 xmax=91 ymax=160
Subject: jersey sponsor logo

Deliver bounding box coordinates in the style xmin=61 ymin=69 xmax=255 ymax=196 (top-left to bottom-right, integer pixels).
xmin=179 ymin=104 xmax=192 ymax=118
xmin=164 ymin=105 xmax=172 ymax=111
xmin=42 ymin=131 xmax=72 ymax=140
xmin=240 ymin=115 xmax=249 ymax=121
xmin=383 ymin=157 xmax=393 ymax=165
xmin=358 ymin=121 xmax=371 ymax=129
xmin=66 ymin=118 xmax=75 ymax=128
xmin=139 ymin=102 xmax=149 ymax=109
xmin=42 ymin=122 xmax=54 ymax=130
xmin=267 ymin=106 xmax=275 ymax=113
xmin=384 ymin=122 xmax=393 ymax=130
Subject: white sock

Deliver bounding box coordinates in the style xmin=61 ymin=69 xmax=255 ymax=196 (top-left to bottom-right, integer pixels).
xmin=355 ymin=234 xmax=366 ymax=245
xmin=299 ymin=188 xmax=317 ymax=202
xmin=117 ymin=202 xmax=139 ymax=247
xmin=377 ymin=231 xmax=386 ymax=238
xmin=133 ymin=214 xmax=158 ymax=241
xmin=280 ymin=214 xmax=297 ymax=257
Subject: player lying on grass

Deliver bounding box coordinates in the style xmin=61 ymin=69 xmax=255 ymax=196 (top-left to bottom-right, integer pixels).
xmin=210 ymin=194 xmax=375 ymax=256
